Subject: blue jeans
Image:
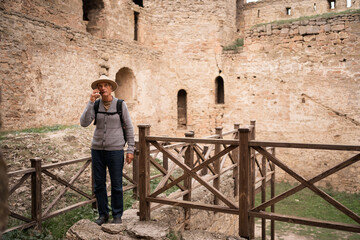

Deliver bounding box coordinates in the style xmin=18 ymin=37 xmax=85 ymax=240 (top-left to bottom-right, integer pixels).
xmin=91 ymin=149 xmax=124 ymax=218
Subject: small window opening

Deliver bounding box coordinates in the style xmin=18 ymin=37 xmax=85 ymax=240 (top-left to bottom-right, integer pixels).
xmin=82 ymin=0 xmax=104 ymax=21
xmin=215 ymin=76 xmax=225 ymax=104
xmin=177 ymin=90 xmax=187 ymax=129
xmin=328 ymin=0 xmax=336 ymax=9
xmin=346 ymin=0 xmax=351 ymax=7
xmin=313 ymin=3 xmax=317 ymax=11
xmin=286 ymin=7 xmax=291 ymax=15
xmin=133 ymin=0 xmax=143 ymax=7
xmin=257 ymin=9 xmax=260 ymax=18
xmin=134 ymin=11 xmax=139 ymax=41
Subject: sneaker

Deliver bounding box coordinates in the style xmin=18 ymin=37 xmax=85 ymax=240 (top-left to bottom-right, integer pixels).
xmin=112 ymin=217 xmax=122 ymax=224
xmin=95 ymin=215 xmax=109 ymax=225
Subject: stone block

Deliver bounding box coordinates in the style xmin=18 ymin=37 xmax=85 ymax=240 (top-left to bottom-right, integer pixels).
xmin=331 ymin=24 xmax=345 ymax=32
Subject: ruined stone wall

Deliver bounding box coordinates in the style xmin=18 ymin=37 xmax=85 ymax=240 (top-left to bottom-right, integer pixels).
xmin=220 ymin=13 xmax=360 ymax=192
xmin=238 ymin=0 xmax=360 ymax=33
xmin=0 ymin=4 xmax=164 ymax=132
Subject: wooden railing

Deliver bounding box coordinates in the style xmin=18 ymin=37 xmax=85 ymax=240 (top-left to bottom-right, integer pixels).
xmin=5 ymin=155 xmax=137 ymax=234
xmin=137 ymin=123 xmax=360 ymax=239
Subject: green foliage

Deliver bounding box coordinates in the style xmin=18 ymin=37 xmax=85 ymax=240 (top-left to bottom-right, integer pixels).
xmin=255 ymin=182 xmax=360 ymax=239
xmin=252 ymin=9 xmax=360 ymax=29
xmin=222 ymin=38 xmax=244 ymax=52
xmin=0 ymin=125 xmax=80 ymax=140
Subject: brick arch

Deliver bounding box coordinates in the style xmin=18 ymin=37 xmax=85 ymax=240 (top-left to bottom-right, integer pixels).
xmin=115 ymin=67 xmax=136 ymax=102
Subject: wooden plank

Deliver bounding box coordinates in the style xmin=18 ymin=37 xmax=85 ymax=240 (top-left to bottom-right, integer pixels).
xmin=10 ymin=211 xmax=32 ymax=223
xmin=261 ymin=155 xmax=267 ymax=240
xmin=249 ymin=211 xmax=360 ymax=233
xmin=146 ymin=136 xmax=238 ymax=145
xmin=3 ymin=221 xmax=36 ymax=234
xmin=239 ymin=128 xmax=250 ymax=238
xmin=8 ymin=168 xmax=35 ymax=178
xmin=42 ymin=198 xmax=96 ymax=221
xmin=138 ymin=125 xmax=151 ymax=221
xmin=252 ymin=153 xmax=360 ymax=212
xmin=42 ymin=157 xmax=91 ymax=170
xmin=149 ymin=141 xmax=238 ymax=209
xmin=254 ymin=147 xmax=360 ymax=224
xmin=147 ymin=197 xmax=238 ymax=215
xmin=31 ymin=158 xmax=42 ymax=230
xmin=193 ymin=145 xmax=216 ymax=174
xmin=42 ymin=170 xmax=92 ymax=199
xmin=43 ymin=160 xmax=91 ymax=216
xmin=214 ymin=127 xmax=222 ymax=205
xmin=9 ymin=173 xmax=31 ymax=196
xmin=250 ymin=141 xmax=360 ymax=151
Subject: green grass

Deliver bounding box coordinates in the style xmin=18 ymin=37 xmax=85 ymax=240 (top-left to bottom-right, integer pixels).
xmin=222 ymin=38 xmax=244 ymax=52
xmin=255 ymin=182 xmax=360 ymax=239
xmin=251 ymin=9 xmax=360 ymax=29
xmin=0 ymin=125 xmax=80 ymax=140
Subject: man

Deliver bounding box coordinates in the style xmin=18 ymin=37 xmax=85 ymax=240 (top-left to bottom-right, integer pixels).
xmin=80 ymin=75 xmax=135 ymax=225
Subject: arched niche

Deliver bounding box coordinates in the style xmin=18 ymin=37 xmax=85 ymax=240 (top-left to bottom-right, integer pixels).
xmin=177 ymin=89 xmax=187 ymax=129
xmin=115 ymin=67 xmax=136 ymax=102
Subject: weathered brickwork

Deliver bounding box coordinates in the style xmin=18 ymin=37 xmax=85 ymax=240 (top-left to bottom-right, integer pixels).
xmin=0 ymin=0 xmax=359 ymax=191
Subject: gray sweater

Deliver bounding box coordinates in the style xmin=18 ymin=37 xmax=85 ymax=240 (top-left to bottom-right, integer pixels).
xmin=80 ymin=98 xmax=135 ymax=154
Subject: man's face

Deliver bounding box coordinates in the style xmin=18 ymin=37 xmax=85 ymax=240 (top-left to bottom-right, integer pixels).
xmin=97 ymin=82 xmax=112 ymax=97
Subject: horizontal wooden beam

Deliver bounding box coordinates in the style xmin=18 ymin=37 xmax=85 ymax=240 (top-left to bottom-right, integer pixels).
xmin=249 ymin=211 xmax=360 ymax=233
xmin=250 ymin=141 xmax=360 ymax=151
xmin=147 ymin=197 xmax=239 ymax=215
xmin=146 ymin=136 xmax=238 ymax=145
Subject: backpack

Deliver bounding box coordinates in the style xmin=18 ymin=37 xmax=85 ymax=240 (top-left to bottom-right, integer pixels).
xmin=93 ymin=99 xmax=127 ymax=143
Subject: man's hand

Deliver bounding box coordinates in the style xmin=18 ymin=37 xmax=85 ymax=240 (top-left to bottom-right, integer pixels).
xmin=126 ymin=153 xmax=134 ymax=164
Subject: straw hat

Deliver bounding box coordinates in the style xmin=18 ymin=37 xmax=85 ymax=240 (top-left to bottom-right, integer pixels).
xmin=91 ymin=75 xmax=118 ymax=91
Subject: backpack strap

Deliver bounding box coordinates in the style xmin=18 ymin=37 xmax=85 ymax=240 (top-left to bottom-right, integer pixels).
xmin=117 ymin=99 xmax=127 ymax=143
xmin=93 ymin=99 xmax=100 ymax=125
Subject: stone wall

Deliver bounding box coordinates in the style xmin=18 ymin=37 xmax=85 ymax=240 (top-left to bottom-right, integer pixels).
xmin=238 ymin=0 xmax=360 ymax=34
xmin=220 ymin=13 xmax=360 ymax=192
xmin=0 ymin=1 xmax=359 ymax=191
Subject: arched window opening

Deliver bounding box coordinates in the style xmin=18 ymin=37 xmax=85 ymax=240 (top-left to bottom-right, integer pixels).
xmin=133 ymin=0 xmax=143 ymax=7
xmin=134 ymin=11 xmax=139 ymax=41
xmin=177 ymin=90 xmax=187 ymax=129
xmin=82 ymin=0 xmax=105 ymax=36
xmin=215 ymin=76 xmax=225 ymax=104
xmin=115 ymin=67 xmax=136 ymax=102
xmin=328 ymin=0 xmax=336 ymax=9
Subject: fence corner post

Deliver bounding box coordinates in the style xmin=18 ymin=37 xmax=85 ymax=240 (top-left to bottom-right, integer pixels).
xmin=214 ymin=127 xmax=223 ymax=205
xmin=138 ymin=124 xmax=151 ymax=221
xmin=31 ymin=158 xmax=42 ymax=231
xmin=184 ymin=131 xmax=194 ymax=230
xmin=238 ymin=128 xmax=250 ymax=239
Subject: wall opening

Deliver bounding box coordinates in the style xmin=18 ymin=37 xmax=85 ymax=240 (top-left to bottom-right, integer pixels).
xmin=82 ymin=0 xmax=105 ymax=36
xmin=347 ymin=0 xmax=351 ymax=7
xmin=328 ymin=0 xmax=336 ymax=9
xmin=177 ymin=90 xmax=187 ymax=129
xmin=215 ymin=76 xmax=225 ymax=104
xmin=286 ymin=7 xmax=291 ymax=15
xmin=257 ymin=9 xmax=260 ymax=18
xmin=134 ymin=11 xmax=139 ymax=41
xmin=133 ymin=0 xmax=143 ymax=7
xmin=314 ymin=3 xmax=317 ymax=11
xmin=115 ymin=67 xmax=136 ymax=102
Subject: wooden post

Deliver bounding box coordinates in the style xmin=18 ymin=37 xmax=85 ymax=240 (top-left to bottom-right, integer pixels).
xmin=133 ymin=141 xmax=140 ymax=199
xmin=162 ymin=140 xmax=169 ymax=171
xmin=91 ymin=157 xmax=97 ymax=210
xmin=270 ymin=147 xmax=276 ymax=240
xmin=200 ymin=146 xmax=209 ymax=176
xmin=138 ymin=125 xmax=151 ymax=221
xmin=31 ymin=158 xmax=42 ymax=230
xmin=214 ymin=127 xmax=222 ymax=205
xmin=249 ymin=121 xmax=256 ymax=239
xmin=184 ymin=131 xmax=194 ymax=230
xmin=239 ymin=128 xmax=250 ymax=239
xmin=261 ymin=155 xmax=267 ymax=240
xmin=233 ymin=123 xmax=240 ymax=197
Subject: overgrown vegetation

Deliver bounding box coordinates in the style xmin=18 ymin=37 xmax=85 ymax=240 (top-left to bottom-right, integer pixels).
xmin=255 ymin=182 xmax=360 ymax=239
xmin=0 ymin=125 xmax=80 ymax=141
xmin=251 ymin=9 xmax=360 ymax=29
xmin=222 ymin=38 xmax=244 ymax=52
